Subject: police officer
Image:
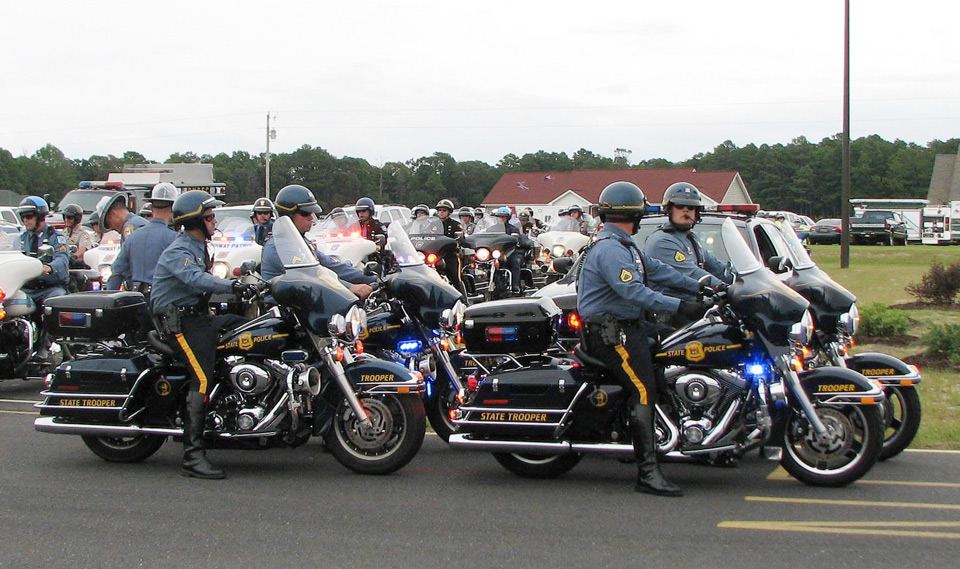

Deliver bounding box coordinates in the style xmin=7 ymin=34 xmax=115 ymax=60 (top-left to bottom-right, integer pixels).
xmin=60 ymin=203 xmax=94 ymax=267
xmin=491 ymin=206 xmax=530 ymax=294
xmin=17 ymin=196 xmax=69 ymax=361
xmin=250 ymin=197 xmax=275 ymax=246
xmin=577 ymin=182 xmax=706 ymax=497
xmin=566 ymin=204 xmax=590 ymax=235
xmin=96 ymin=193 xmax=147 ymax=243
xmin=457 ymin=206 xmax=476 ymax=235
xmin=473 ymin=207 xmax=485 ymax=222
xmin=435 ymin=199 xmax=461 ymax=238
xmin=262 ymin=185 xmax=376 ymax=298
xmin=643 ymin=182 xmax=733 ymax=327
xmin=151 ymin=190 xmax=254 ymax=479
xmin=355 ymin=197 xmax=385 ymax=246
xmin=518 ymin=211 xmax=543 ymax=236
xmin=139 ymin=203 xmax=153 ymax=220
xmin=411 ymin=204 xmax=430 ymax=220
xmin=107 ymin=182 xmax=180 ymax=296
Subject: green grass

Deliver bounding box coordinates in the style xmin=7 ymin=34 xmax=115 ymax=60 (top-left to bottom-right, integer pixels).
xmin=810 ymin=244 xmax=960 ymax=449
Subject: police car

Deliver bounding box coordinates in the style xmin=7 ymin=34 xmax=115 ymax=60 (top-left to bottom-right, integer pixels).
xmin=210 ymin=205 xmax=263 ymax=279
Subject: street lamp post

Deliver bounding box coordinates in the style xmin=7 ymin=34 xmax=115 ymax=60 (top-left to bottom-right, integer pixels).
xmin=265 ymin=113 xmax=276 ymax=198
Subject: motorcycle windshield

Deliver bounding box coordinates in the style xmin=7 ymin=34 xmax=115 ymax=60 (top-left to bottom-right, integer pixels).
xmin=0 ymin=231 xmax=18 ymax=252
xmin=212 ymin=217 xmax=256 ymax=244
xmin=719 ymin=218 xmax=763 ymax=275
xmin=773 ymin=222 xmax=815 ymax=270
xmin=385 ymin=222 xmax=461 ymax=322
xmin=310 ymin=211 xmax=363 ymax=240
xmin=407 ymin=216 xmax=445 ymax=236
xmin=547 ymin=218 xmax=581 ymax=233
xmin=730 ymin=266 xmax=809 ymax=348
xmin=386 ymin=222 xmax=425 ymax=267
xmin=473 ymin=217 xmax=509 ymax=234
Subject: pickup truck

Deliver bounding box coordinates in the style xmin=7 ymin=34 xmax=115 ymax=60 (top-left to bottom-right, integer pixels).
xmin=850 ymin=209 xmax=908 ymax=246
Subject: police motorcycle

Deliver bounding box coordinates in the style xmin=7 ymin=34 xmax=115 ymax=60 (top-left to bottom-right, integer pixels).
xmin=307 ymin=209 xmax=377 ymax=270
xmin=34 ymin=216 xmax=427 ymax=475
xmin=769 ymin=220 xmax=921 ymax=461
xmin=82 ymin=229 xmax=122 ymax=284
xmin=462 ymin=216 xmax=533 ymax=300
xmin=358 ymin=221 xmax=467 ymax=441
xmin=406 ymin=215 xmax=480 ymax=301
xmin=535 ymin=217 xmax=590 ymax=284
xmin=0 ymin=237 xmax=60 ymax=380
xmin=450 ymin=220 xmax=886 ymax=487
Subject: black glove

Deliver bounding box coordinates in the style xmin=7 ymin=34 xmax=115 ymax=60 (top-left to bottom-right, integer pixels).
xmin=678 ymin=301 xmax=707 ymax=320
xmin=232 ymin=280 xmax=259 ymax=300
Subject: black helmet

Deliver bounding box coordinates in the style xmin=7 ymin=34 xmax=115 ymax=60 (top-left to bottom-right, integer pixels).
xmin=355 ymin=197 xmax=375 ymax=215
xmin=251 ymin=197 xmax=274 ymax=218
xmin=275 ymin=184 xmax=323 ymax=217
xmin=457 ymin=206 xmax=474 ymax=220
xmin=474 ymin=207 xmax=485 ymax=218
xmin=518 ymin=212 xmax=530 ymax=221
xmin=172 ymin=190 xmax=224 ymax=235
xmin=662 ymin=182 xmax=703 ymax=209
xmin=138 ymin=203 xmax=153 ymax=218
xmin=596 ymin=182 xmax=647 ymax=222
xmin=17 ymin=196 xmax=50 ymax=219
xmin=412 ymin=204 xmax=429 ymax=217
xmin=62 ymin=203 xmax=84 ymax=222
xmin=436 ymin=199 xmax=455 ymax=212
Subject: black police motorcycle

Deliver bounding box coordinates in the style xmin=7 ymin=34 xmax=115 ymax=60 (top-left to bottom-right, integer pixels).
xmin=407 ymin=215 xmax=478 ymax=300
xmin=769 ymin=224 xmax=921 ymax=461
xmin=462 ymin=217 xmax=533 ymax=300
xmin=450 ymin=222 xmax=885 ymax=487
xmin=34 ymin=217 xmax=426 ymax=475
xmin=359 ymin=222 xmax=467 ymax=441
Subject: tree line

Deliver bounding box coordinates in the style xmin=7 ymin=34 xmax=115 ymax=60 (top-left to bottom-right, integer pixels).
xmin=1 ymin=134 xmax=957 ymax=219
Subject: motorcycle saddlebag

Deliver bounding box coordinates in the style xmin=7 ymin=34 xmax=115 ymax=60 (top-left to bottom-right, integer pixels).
xmin=462 ymin=297 xmax=560 ymax=354
xmin=458 ymin=366 xmax=584 ymax=436
xmin=42 ymin=291 xmax=147 ymax=340
xmin=37 ymin=351 xmax=153 ymax=421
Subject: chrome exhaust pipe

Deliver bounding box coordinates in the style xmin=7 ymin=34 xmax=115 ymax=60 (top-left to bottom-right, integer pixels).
xmin=34 ymin=417 xmax=180 ymax=437
xmin=448 ymin=434 xmax=571 ymax=455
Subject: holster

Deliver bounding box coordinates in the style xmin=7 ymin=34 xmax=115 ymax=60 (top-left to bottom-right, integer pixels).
xmin=588 ymin=314 xmax=625 ymax=346
xmin=154 ymin=305 xmax=182 ymax=335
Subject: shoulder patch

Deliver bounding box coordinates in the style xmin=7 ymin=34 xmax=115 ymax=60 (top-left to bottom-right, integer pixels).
xmin=123 ymin=225 xmax=136 ymax=237
xmin=619 ymin=269 xmax=634 ymax=283
xmin=674 ymin=251 xmax=687 ymax=262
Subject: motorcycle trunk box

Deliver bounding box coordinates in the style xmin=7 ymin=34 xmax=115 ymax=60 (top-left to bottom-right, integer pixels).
xmin=38 ymin=351 xmax=153 ymax=421
xmin=42 ymin=291 xmax=146 ymax=340
xmin=462 ymin=297 xmax=560 ymax=353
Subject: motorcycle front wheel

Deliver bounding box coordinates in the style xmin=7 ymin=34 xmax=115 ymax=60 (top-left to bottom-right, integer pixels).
xmin=424 ymin=378 xmax=458 ymax=442
xmin=81 ymin=434 xmax=166 ymax=463
xmin=878 ymin=385 xmax=921 ymax=461
xmin=779 ymin=403 xmax=882 ymax=487
xmin=492 ymin=453 xmax=583 ymax=478
xmin=325 ymin=394 xmax=426 ymax=475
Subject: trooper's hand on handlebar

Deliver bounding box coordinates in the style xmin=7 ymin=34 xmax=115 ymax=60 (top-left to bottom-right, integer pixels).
xmin=232 ymin=280 xmax=261 ymax=300
xmin=350 ymin=282 xmax=375 ymax=300
xmin=678 ymin=300 xmax=708 ymax=320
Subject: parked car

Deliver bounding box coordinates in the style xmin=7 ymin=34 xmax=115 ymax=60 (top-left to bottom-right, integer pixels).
xmin=850 ymin=210 xmax=908 ymax=246
xmin=0 ymin=206 xmax=23 ymax=231
xmin=807 ymin=218 xmax=843 ymax=245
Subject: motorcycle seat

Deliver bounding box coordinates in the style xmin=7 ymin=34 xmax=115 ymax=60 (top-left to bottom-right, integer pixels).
xmin=573 ymin=344 xmax=608 ymax=371
xmin=146 ymin=330 xmax=177 ymax=358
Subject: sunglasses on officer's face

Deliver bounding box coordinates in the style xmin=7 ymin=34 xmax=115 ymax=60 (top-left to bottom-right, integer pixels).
xmin=674 ymin=205 xmax=697 ymax=211
xmin=202 ymin=214 xmax=217 ymax=222
xmin=21 ymin=213 xmax=37 ymax=220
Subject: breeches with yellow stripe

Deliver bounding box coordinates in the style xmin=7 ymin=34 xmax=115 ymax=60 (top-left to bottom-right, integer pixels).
xmin=172 ymin=313 xmax=248 ymax=395
xmin=584 ymin=324 xmax=657 ymax=406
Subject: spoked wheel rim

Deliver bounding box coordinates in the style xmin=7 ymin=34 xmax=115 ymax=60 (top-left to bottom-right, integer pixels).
xmin=880 ymin=390 xmax=904 ymax=443
xmin=784 ymin=406 xmax=871 ymax=475
xmin=333 ymin=396 xmax=406 ymax=461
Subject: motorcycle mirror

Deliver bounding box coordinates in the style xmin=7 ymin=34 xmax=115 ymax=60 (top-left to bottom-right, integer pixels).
xmin=374 ymin=234 xmax=387 ymax=247
xmin=364 ymin=261 xmax=381 ymax=276
xmin=552 ymin=256 xmax=573 ymax=274
xmin=37 ymin=244 xmax=55 ymax=262
xmin=239 ymin=259 xmax=258 ymax=276
xmin=767 ymin=255 xmax=793 ymax=274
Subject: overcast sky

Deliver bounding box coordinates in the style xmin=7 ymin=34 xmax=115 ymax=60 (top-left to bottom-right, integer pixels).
xmin=2 ymin=1 xmax=958 ymax=167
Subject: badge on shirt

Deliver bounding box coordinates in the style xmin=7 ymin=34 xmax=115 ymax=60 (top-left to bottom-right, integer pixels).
xmin=620 ymin=269 xmax=634 ymax=283
xmin=674 ymin=251 xmax=687 ymax=262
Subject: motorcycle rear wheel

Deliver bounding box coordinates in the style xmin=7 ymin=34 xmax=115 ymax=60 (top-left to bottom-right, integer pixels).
xmin=492 ymin=452 xmax=583 ymax=478
xmin=325 ymin=394 xmax=426 ymax=475
xmin=878 ymin=385 xmax=921 ymax=461
xmin=81 ymin=434 xmax=166 ymax=463
xmin=779 ymin=404 xmax=882 ymax=487
xmin=425 ymin=378 xmax=457 ymax=442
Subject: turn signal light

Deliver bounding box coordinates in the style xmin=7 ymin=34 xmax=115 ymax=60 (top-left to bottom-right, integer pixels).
xmin=335 ymin=345 xmax=344 ymax=361
xmin=567 ymin=311 xmax=582 ymax=330
xmin=426 ymin=253 xmax=438 ymax=265
xmin=0 ymin=287 xmax=6 ymax=303
xmin=354 ymin=340 xmax=364 ymax=355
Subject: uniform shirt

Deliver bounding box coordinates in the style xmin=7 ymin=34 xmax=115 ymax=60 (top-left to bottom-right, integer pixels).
xmin=19 ymin=224 xmax=69 ymax=287
xmin=253 ymin=219 xmax=273 ymax=246
xmin=439 ymin=217 xmax=462 ymax=238
xmin=577 ymin=224 xmax=699 ymax=322
xmin=358 ymin=217 xmax=386 ymax=244
xmin=260 ymin=233 xmax=377 ymax=285
xmin=119 ymin=212 xmax=149 ymax=242
xmin=65 ymin=225 xmax=95 ymax=258
xmin=643 ymin=222 xmax=733 ymax=301
xmin=150 ymin=231 xmax=234 ymax=310
xmin=107 ymin=217 xmax=178 ymax=290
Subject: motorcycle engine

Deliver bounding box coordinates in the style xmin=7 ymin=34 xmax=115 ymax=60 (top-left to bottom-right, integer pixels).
xmin=229 ymin=362 xmax=275 ymax=395
xmin=214 ymin=359 xmax=289 ymax=432
xmin=666 ymin=369 xmax=748 ymax=446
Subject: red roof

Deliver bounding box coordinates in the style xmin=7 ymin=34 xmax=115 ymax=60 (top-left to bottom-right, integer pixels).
xmin=482 ymin=168 xmax=742 ymax=206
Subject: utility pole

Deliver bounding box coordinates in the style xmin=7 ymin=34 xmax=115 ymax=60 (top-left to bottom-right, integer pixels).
xmin=265 ymin=113 xmax=276 ymax=198
xmin=840 ymin=0 xmax=851 ymax=268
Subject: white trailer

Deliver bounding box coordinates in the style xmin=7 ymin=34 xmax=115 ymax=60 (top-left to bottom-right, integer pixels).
xmin=850 ymin=199 xmax=928 ymax=243
xmin=921 ymin=201 xmax=960 ymax=245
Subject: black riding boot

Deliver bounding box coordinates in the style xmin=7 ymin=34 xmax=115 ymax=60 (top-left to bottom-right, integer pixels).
xmin=631 ymin=404 xmax=682 ymax=497
xmin=182 ymin=392 xmax=225 ymax=479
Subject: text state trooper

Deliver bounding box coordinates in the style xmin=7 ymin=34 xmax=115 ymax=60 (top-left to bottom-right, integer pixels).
xmin=151 ymin=190 xmax=256 ymax=479
xmin=577 ymin=181 xmax=706 ymax=497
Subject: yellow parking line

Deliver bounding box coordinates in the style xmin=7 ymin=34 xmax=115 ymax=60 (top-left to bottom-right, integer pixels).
xmin=720 ymin=520 xmax=960 ymax=539
xmin=767 ymin=466 xmax=960 ymax=488
xmin=746 ymin=495 xmax=960 ymax=510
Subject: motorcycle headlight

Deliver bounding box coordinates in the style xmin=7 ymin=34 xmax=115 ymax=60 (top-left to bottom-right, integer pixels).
xmin=551 ymin=245 xmax=566 ymax=257
xmin=328 ymin=314 xmax=347 ymax=336
xmin=442 ymin=300 xmax=466 ymax=331
xmin=212 ymin=262 xmax=229 ymax=279
xmin=789 ymin=309 xmax=815 ymax=345
xmin=345 ymin=305 xmax=367 ymax=341
xmin=492 ymin=249 xmax=502 ymax=259
xmin=839 ymin=303 xmax=860 ymax=335
xmin=475 ymin=248 xmax=490 ymax=262
xmin=98 ymin=264 xmax=112 ymax=283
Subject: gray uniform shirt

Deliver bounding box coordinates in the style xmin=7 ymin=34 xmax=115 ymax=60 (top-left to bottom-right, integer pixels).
xmin=107 ymin=217 xmax=177 ymax=289
xmin=643 ymin=222 xmax=733 ymax=301
xmin=150 ymin=231 xmax=234 ymax=310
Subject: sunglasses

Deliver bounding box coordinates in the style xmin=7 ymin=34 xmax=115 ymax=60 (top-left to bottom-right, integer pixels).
xmin=674 ymin=205 xmax=697 ymax=211
xmin=202 ymin=214 xmax=217 ymax=222
xmin=20 ymin=213 xmax=37 ymax=220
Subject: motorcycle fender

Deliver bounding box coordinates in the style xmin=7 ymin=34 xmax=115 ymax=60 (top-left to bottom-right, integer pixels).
xmin=797 ymin=367 xmax=884 ymax=406
xmin=343 ymin=358 xmax=424 ymax=395
xmin=844 ymin=352 xmax=921 ymax=386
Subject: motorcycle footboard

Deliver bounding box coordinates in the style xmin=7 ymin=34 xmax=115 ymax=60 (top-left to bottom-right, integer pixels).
xmin=844 ymin=352 xmax=922 ymax=386
xmin=797 ymin=367 xmax=885 ymax=405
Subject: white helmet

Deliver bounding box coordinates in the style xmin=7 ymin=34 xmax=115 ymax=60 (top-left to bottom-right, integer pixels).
xmin=148 ymin=182 xmax=180 ymax=205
